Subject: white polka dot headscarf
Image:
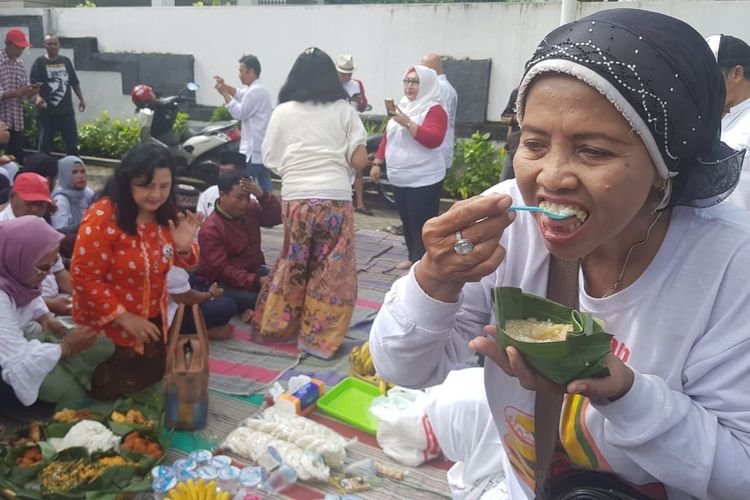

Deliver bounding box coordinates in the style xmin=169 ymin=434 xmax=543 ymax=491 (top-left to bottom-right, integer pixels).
xmin=516 ymin=8 xmax=744 ymax=209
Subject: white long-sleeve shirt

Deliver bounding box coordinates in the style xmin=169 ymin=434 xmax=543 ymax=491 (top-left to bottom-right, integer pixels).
xmin=436 ymin=74 xmax=458 ymax=170
xmin=370 ymin=180 xmax=750 ymax=499
xmin=0 ymin=291 xmax=60 ymax=406
xmin=722 ymin=96 xmax=750 ymax=211
xmin=226 ymin=80 xmax=272 ymax=164
xmin=262 ymin=100 xmax=367 ymax=201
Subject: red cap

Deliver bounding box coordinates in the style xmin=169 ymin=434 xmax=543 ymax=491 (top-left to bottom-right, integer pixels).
xmin=5 ymin=29 xmax=31 ymax=48
xmin=12 ymin=173 xmax=51 ymax=203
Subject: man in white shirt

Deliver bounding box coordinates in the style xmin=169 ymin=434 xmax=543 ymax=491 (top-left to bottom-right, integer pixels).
xmin=707 ymin=34 xmax=750 ymax=210
xmin=0 ymin=173 xmax=71 ymax=316
xmin=214 ymin=55 xmax=273 ymax=193
xmin=421 ymin=53 xmax=458 ymax=171
xmin=196 ymin=150 xmax=247 ymax=217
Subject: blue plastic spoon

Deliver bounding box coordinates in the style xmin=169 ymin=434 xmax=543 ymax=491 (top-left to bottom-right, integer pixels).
xmin=509 ymin=205 xmax=572 ymax=220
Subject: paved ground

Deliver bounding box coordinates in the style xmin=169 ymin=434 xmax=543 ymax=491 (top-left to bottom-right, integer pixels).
xmin=86 ymin=164 xmax=404 ymax=232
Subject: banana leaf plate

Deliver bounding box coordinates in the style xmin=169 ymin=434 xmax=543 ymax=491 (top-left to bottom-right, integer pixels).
xmin=492 ymin=287 xmax=612 ymax=385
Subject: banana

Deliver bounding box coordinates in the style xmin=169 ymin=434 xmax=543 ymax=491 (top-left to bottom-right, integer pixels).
xmin=217 ymin=492 xmax=230 ymax=500
xmin=196 ymin=479 xmax=205 ymax=500
xmin=362 ymin=356 xmax=374 ymax=375
xmin=186 ymin=479 xmax=198 ymax=500
xmin=177 ymin=481 xmax=190 ymax=500
xmin=169 ymin=491 xmax=182 ymax=500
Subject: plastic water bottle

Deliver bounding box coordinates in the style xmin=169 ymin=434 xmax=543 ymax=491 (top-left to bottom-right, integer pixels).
xmin=259 ymin=464 xmax=297 ymax=494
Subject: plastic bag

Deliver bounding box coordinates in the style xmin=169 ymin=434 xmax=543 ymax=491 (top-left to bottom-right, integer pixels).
xmin=369 ymin=387 xmax=441 ymax=467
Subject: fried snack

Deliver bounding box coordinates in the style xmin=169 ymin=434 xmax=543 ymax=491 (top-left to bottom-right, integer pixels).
xmin=122 ymin=432 xmax=162 ymax=459
xmin=97 ymin=455 xmax=128 ymax=468
xmin=111 ymin=409 xmax=152 ymax=426
xmin=53 ymin=408 xmax=98 ymax=423
xmin=28 ymin=421 xmax=42 ymax=442
xmin=15 ymin=446 xmax=42 ymax=466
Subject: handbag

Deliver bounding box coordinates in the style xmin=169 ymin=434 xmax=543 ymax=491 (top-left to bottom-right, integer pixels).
xmin=165 ymin=304 xmax=210 ymax=430
xmin=536 ymin=256 xmax=647 ymax=500
xmin=90 ymin=317 xmax=166 ymax=401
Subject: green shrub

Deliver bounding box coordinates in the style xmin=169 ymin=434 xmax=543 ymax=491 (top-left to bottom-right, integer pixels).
xmin=210 ymin=105 xmax=233 ymax=122
xmin=444 ymin=132 xmax=505 ymax=199
xmin=77 ymin=112 xmax=140 ymax=159
xmin=364 ymin=117 xmax=388 ymax=136
xmin=22 ymin=99 xmax=38 ymax=149
xmin=173 ymin=112 xmax=189 ymax=140
xmin=21 ymin=104 xmax=191 ymax=159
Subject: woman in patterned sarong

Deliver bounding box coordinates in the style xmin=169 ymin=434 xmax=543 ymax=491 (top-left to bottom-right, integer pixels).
xmin=252 ymin=47 xmax=368 ymax=358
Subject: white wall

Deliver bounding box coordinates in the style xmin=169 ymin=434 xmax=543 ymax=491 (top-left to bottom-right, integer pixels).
xmin=7 ymin=1 xmax=750 ymax=123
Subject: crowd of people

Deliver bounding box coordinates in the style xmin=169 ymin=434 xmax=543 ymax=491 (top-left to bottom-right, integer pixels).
xmin=2 ymin=10 xmax=750 ymax=499
xmin=0 ymin=35 xmax=461 ymax=409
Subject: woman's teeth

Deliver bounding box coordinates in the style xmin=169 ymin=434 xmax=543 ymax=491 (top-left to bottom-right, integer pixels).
xmin=539 ymin=201 xmax=588 ymax=222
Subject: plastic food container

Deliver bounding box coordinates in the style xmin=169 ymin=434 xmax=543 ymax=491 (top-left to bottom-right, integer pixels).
xmin=317 ymin=377 xmax=380 ymax=434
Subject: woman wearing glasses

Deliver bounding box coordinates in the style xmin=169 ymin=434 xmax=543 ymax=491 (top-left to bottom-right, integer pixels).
xmin=0 ymin=216 xmax=110 ymax=407
xmin=253 ymin=47 xmax=368 ymax=358
xmin=370 ymin=66 xmax=448 ymax=270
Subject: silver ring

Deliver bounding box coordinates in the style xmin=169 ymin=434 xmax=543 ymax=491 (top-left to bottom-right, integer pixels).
xmin=454 ymin=230 xmax=475 ymax=255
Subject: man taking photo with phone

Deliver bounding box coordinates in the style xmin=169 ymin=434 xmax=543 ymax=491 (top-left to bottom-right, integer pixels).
xmin=0 ymin=29 xmax=38 ymax=162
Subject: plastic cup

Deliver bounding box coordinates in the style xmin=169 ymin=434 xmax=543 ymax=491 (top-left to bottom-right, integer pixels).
xmin=151 ymin=464 xmax=174 ymax=480
xmin=210 ymin=455 xmax=233 ymax=468
xmin=152 ymin=476 xmax=178 ymax=499
xmin=217 ymin=465 xmax=241 ymax=493
xmin=259 ymin=464 xmax=297 ymax=494
xmin=174 ymin=458 xmax=197 ymax=472
xmin=190 ymin=449 xmax=213 ymax=465
xmin=239 ymin=466 xmax=264 ymax=487
xmin=196 ymin=465 xmax=219 ymax=482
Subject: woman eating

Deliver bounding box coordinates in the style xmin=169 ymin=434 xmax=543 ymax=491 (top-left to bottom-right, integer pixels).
xmin=0 ymin=216 xmax=109 ymax=407
xmin=371 ymin=9 xmax=749 ymax=499
xmin=71 ymin=144 xmax=201 ymax=399
xmin=253 ymin=47 xmax=368 ymax=358
xmin=371 ymin=65 xmax=447 ymax=270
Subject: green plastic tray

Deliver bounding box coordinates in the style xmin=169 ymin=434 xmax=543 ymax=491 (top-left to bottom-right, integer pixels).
xmin=317 ymin=377 xmax=380 ymax=435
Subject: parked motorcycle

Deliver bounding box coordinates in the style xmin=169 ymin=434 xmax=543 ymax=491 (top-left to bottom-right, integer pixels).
xmin=132 ymin=82 xmax=240 ymax=187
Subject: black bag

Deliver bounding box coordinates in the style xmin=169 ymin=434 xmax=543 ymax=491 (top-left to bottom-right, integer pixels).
xmin=536 ymin=258 xmax=649 ymax=500
xmin=548 ymin=470 xmax=653 ymax=499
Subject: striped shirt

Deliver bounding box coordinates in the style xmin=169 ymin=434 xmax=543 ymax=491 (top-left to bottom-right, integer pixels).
xmin=0 ymin=50 xmax=29 ymax=131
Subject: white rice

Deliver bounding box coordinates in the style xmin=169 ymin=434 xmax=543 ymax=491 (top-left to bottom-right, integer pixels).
xmin=48 ymin=420 xmax=120 ymax=453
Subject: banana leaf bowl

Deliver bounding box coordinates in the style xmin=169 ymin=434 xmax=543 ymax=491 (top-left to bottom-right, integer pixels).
xmin=492 ymin=287 xmax=612 ymax=385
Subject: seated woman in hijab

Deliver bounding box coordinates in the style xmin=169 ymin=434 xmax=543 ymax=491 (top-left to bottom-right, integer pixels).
xmin=51 ymin=156 xmax=96 ymax=262
xmin=370 ymin=8 xmax=749 ymax=500
xmin=51 ymin=155 xmax=95 ymax=232
xmin=0 ymin=216 xmax=113 ymax=407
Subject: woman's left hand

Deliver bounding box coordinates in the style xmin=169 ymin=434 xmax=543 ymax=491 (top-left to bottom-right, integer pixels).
xmin=169 ymin=211 xmax=204 ymax=253
xmin=470 ymin=325 xmax=635 ymax=402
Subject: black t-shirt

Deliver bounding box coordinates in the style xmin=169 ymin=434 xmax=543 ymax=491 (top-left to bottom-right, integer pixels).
xmin=30 ymin=55 xmax=80 ymax=116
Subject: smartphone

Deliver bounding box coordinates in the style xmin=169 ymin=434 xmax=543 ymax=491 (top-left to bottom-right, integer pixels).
xmin=384 ymin=98 xmax=397 ymax=116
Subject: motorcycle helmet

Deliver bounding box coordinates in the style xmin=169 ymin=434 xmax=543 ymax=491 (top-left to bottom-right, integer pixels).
xmin=131 ymin=84 xmax=155 ymax=106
